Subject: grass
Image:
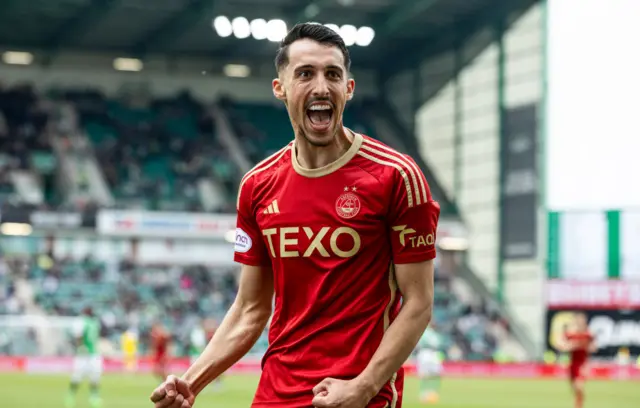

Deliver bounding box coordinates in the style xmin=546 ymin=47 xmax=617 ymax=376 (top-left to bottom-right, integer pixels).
xmin=3 ymin=373 xmax=638 ymax=408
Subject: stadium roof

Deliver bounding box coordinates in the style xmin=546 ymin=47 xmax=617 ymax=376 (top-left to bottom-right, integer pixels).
xmin=0 ymin=0 xmax=536 ymax=71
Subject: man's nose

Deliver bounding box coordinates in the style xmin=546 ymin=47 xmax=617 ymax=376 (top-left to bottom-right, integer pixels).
xmin=312 ymin=76 xmax=330 ymax=97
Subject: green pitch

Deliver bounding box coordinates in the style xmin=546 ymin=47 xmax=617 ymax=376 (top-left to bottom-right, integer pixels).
xmin=3 ymin=373 xmax=638 ymax=408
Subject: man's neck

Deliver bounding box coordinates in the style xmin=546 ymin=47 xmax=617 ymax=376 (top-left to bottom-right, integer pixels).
xmin=295 ymin=126 xmax=353 ymax=170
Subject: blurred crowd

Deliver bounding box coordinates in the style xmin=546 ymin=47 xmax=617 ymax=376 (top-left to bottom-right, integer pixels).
xmin=0 ymin=84 xmax=51 ymax=166
xmin=67 ymin=89 xmax=234 ymax=212
xmin=0 ymin=251 xmax=240 ymax=356
xmin=0 ymin=250 xmax=510 ymax=362
xmin=0 ymin=83 xmax=244 ymax=213
xmin=0 ymin=255 xmax=24 ymax=316
xmin=0 ymin=84 xmax=55 ymax=209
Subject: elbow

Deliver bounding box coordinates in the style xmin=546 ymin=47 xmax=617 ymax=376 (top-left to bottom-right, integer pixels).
xmin=420 ymin=305 xmax=433 ymax=327
xmin=406 ymin=298 xmax=432 ymax=328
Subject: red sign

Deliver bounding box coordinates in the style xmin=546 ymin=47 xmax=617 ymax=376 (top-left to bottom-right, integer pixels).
xmin=0 ymin=357 xmax=638 ymax=380
xmin=546 ymin=280 xmax=640 ymax=309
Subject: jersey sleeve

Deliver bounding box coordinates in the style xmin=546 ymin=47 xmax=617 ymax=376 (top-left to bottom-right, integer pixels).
xmin=388 ymin=156 xmax=441 ymax=264
xmin=233 ymin=175 xmax=271 ymax=266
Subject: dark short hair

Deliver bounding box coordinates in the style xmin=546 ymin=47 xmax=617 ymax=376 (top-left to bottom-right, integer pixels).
xmin=275 ymin=22 xmax=351 ymax=73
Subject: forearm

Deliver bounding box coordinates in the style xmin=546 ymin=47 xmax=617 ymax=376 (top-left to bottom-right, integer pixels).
xmin=356 ymin=300 xmax=432 ymax=397
xmin=182 ymin=302 xmax=269 ymax=396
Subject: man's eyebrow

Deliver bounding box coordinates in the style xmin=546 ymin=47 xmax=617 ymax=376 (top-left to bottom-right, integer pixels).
xmin=293 ymin=64 xmax=344 ymax=72
xmin=325 ymin=65 xmax=344 ymax=72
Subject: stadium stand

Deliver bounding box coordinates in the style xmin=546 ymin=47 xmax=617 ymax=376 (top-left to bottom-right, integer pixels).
xmin=59 ymin=89 xmax=238 ymax=212
xmin=0 ymin=84 xmax=57 ymax=208
xmin=0 ymin=83 xmax=515 ymax=362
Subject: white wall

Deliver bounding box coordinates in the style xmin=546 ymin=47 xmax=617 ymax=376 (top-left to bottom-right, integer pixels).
xmin=413 ymin=3 xmax=545 ymax=350
xmin=414 ymin=29 xmax=501 ymax=292
xmin=502 ymin=3 xmax=545 ymax=351
xmin=415 ymin=70 xmax=456 ymax=200
xmin=0 ymin=51 xmax=376 ymax=102
xmin=458 ymin=36 xmax=500 ymax=293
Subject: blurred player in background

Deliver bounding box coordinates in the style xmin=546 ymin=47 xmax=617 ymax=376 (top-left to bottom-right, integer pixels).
xmin=150 ymin=22 xmax=439 ymax=408
xmin=616 ymin=347 xmax=631 ymax=380
xmin=150 ymin=322 xmax=171 ymax=381
xmin=416 ymin=325 xmax=443 ymax=404
xmin=189 ymin=321 xmax=206 ymax=367
xmin=66 ymin=307 xmax=103 ymax=408
xmin=121 ymin=326 xmax=139 ymax=373
xmin=564 ymin=312 xmax=595 ymax=408
xmin=188 ymin=319 xmax=222 ymax=391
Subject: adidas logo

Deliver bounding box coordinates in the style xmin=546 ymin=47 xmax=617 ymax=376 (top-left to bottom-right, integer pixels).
xmin=263 ymin=199 xmax=280 ymax=214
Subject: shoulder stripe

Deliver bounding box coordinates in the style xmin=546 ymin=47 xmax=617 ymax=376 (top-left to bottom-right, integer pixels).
xmin=362 ymin=138 xmax=428 ymax=204
xmin=357 ymin=150 xmax=414 ymax=207
xmin=237 ymin=144 xmax=292 ymax=209
xmin=361 ymin=143 xmax=423 ymax=206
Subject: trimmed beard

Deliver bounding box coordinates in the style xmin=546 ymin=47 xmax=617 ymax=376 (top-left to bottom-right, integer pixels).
xmin=296 ymin=124 xmax=337 ymax=147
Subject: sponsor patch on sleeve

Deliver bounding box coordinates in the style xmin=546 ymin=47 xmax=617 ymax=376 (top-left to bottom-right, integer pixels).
xmin=234 ymin=228 xmax=252 ymax=253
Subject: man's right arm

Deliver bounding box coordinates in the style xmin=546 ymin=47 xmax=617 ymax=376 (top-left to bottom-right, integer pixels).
xmin=181 ymin=263 xmax=273 ymax=396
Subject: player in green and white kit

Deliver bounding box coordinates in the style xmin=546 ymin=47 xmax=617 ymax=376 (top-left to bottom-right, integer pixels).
xmin=66 ymin=307 xmax=103 ymax=408
xmin=416 ymin=325 xmax=444 ymax=404
xmin=189 ymin=322 xmax=207 ymax=367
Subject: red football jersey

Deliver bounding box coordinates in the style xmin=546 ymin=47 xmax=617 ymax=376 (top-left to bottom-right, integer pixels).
xmin=151 ymin=328 xmax=170 ymax=356
xmin=234 ymin=131 xmax=440 ymax=408
xmin=566 ymin=331 xmax=594 ymax=366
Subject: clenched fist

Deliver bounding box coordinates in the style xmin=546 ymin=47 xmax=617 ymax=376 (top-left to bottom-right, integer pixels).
xmin=150 ymin=375 xmax=196 ymax=408
xmin=312 ymin=377 xmax=374 ymax=408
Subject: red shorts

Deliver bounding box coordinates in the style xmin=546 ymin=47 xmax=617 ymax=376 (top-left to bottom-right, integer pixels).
xmin=252 ymin=396 xmax=400 ymax=408
xmin=368 ymin=398 xmax=400 ymax=408
xmin=569 ymin=363 xmax=586 ymax=381
xmin=369 ymin=372 xmax=404 ymax=408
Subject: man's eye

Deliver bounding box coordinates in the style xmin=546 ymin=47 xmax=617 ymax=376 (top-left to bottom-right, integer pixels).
xmin=327 ymin=71 xmax=340 ymax=78
xmin=298 ymin=71 xmax=311 ymax=78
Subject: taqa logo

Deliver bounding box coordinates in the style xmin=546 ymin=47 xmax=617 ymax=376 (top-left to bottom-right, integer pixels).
xmin=234 ymin=228 xmax=252 ymax=253
xmin=393 ymin=225 xmax=435 ymax=248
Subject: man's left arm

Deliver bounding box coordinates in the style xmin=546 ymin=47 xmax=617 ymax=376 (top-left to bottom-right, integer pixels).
xmin=354 ymin=259 xmax=434 ymax=398
xmin=312 ymin=157 xmax=440 ymax=408
xmin=356 ymin=157 xmax=440 ymax=399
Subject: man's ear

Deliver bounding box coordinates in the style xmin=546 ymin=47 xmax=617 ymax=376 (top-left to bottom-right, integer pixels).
xmin=273 ymin=78 xmax=286 ymax=101
xmin=346 ymin=78 xmax=355 ymax=101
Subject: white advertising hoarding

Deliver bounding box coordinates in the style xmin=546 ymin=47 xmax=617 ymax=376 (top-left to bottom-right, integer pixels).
xmin=97 ymin=210 xmax=236 ymax=239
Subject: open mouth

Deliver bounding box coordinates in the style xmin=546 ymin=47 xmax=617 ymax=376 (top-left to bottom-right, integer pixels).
xmin=306 ymin=103 xmax=333 ymax=130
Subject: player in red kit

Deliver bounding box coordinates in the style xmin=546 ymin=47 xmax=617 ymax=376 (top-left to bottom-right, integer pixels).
xmin=150 ymin=22 xmax=439 ymax=408
xmin=564 ymin=313 xmax=595 ymax=408
xmin=150 ymin=323 xmax=171 ymax=381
